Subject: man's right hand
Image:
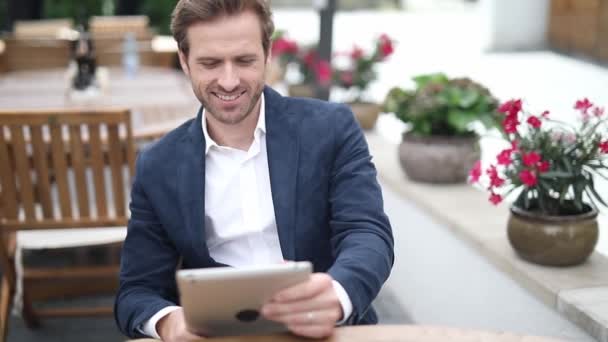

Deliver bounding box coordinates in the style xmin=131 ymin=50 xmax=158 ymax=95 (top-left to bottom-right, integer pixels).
xmin=157 ymin=308 xmax=204 ymax=341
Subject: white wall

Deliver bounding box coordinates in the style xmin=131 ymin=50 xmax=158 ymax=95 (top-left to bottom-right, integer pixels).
xmin=481 ymin=0 xmax=550 ymax=51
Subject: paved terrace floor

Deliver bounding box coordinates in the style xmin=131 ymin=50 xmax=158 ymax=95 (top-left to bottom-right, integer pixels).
xmin=5 ymin=6 xmax=608 ymax=341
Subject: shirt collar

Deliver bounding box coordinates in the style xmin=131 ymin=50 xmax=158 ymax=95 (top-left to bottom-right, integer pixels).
xmin=202 ymin=93 xmax=266 ymax=155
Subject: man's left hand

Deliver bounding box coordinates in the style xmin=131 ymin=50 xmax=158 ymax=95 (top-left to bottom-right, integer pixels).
xmin=261 ymin=273 xmax=343 ymax=339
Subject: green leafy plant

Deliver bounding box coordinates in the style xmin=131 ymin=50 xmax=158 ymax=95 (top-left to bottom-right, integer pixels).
xmin=469 ymin=98 xmax=608 ymax=215
xmin=383 ymin=73 xmax=501 ymax=137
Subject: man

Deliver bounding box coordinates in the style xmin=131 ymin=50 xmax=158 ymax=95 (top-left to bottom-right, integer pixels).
xmin=114 ymin=0 xmax=394 ymax=341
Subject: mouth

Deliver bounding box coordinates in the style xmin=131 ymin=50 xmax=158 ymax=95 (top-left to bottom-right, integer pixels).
xmin=212 ymin=90 xmax=246 ymax=104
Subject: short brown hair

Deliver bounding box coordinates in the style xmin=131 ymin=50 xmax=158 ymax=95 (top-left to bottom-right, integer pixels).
xmin=171 ymin=0 xmax=274 ymax=57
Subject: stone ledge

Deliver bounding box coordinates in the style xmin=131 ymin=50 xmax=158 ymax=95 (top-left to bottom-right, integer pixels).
xmin=366 ymin=132 xmax=608 ymax=342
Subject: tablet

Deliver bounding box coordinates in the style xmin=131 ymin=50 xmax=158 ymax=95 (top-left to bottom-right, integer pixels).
xmin=176 ymin=261 xmax=312 ymax=337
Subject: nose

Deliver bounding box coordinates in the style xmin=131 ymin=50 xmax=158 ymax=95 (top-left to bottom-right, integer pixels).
xmin=217 ymin=64 xmax=240 ymax=92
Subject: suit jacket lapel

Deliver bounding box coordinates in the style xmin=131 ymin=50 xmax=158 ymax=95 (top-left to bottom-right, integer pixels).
xmin=178 ymin=107 xmax=209 ymax=262
xmin=264 ymin=87 xmax=299 ymax=261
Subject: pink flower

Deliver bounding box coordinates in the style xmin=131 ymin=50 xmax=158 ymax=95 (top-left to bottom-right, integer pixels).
xmin=498 ymin=99 xmax=522 ymax=117
xmin=537 ymin=160 xmax=550 ymax=173
xmin=600 ymin=141 xmax=608 ymax=154
xmin=502 ymin=116 xmax=520 ymax=134
xmin=519 ymin=169 xmax=538 ymax=187
xmin=315 ymin=60 xmax=332 ymax=85
xmin=350 ymin=45 xmax=364 ymax=60
xmin=486 ymin=165 xmax=505 ymax=188
xmin=593 ymin=106 xmax=605 ymax=117
xmin=575 ymin=98 xmax=593 ymax=114
xmin=489 ymin=192 xmax=503 ymax=205
xmin=527 ymin=116 xmax=542 ymax=128
xmin=522 ymin=151 xmax=541 ymax=167
xmin=496 ymin=148 xmax=513 ymax=166
xmin=469 ymin=160 xmax=482 ymax=183
xmin=378 ymin=34 xmax=394 ymax=59
xmin=271 ymin=37 xmax=298 ymax=57
xmin=511 ymin=140 xmax=519 ymax=150
xmin=541 ymin=110 xmax=550 ymax=118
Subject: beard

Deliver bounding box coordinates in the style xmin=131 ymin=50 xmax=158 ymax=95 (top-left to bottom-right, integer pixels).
xmin=196 ymin=81 xmax=264 ymax=126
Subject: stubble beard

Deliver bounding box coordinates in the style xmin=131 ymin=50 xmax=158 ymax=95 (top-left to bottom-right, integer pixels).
xmin=199 ymin=82 xmax=264 ymax=126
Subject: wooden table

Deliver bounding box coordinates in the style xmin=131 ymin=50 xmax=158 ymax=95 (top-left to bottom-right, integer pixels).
xmin=130 ymin=325 xmax=564 ymax=342
xmin=0 ymin=67 xmax=200 ymax=141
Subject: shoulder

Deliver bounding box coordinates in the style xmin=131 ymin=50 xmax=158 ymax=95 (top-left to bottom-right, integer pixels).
xmin=136 ymin=119 xmax=193 ymax=168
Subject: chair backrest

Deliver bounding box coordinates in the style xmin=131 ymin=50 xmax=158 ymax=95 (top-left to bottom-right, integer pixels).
xmin=0 ymin=109 xmax=135 ymax=232
xmin=89 ymin=16 xmax=151 ymax=39
xmin=13 ymin=19 xmax=74 ymax=40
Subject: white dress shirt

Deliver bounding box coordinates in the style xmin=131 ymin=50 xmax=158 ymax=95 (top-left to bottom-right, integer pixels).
xmin=141 ymin=94 xmax=352 ymax=339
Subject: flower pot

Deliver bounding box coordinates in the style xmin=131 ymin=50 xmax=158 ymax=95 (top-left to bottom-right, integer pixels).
xmin=507 ymin=205 xmax=599 ymax=266
xmin=348 ymin=102 xmax=380 ymax=130
xmin=288 ymin=84 xmax=316 ymax=98
xmin=267 ymin=58 xmax=286 ymax=85
xmin=398 ymin=133 xmax=480 ymax=183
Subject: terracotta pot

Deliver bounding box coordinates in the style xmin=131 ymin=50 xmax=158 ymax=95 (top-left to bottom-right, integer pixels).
xmin=398 ymin=133 xmax=480 ymax=183
xmin=348 ymin=102 xmax=380 ymax=130
xmin=267 ymin=58 xmax=286 ymax=85
xmin=507 ymin=205 xmax=599 ymax=266
xmin=288 ymin=84 xmax=316 ymax=98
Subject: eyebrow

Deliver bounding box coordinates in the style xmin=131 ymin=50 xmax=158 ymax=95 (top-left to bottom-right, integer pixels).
xmin=194 ymin=54 xmax=258 ymax=63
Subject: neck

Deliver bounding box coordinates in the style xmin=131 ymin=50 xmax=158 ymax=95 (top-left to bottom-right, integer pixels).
xmin=206 ymin=100 xmax=261 ymax=151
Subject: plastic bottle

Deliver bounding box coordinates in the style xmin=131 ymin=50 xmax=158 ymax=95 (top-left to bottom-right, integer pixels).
xmin=122 ymin=32 xmax=139 ymax=78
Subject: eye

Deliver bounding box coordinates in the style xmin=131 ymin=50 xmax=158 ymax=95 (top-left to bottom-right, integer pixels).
xmin=237 ymin=59 xmax=255 ymax=65
xmin=200 ymin=61 xmax=219 ymax=68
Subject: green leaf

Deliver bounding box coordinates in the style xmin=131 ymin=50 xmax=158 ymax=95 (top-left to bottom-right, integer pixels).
xmin=447 ymin=110 xmax=476 ymax=132
xmin=539 ymin=171 xmax=573 ymax=179
xmin=412 ymin=73 xmax=448 ymax=89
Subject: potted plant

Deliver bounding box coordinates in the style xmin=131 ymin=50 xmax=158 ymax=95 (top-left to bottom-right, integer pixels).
xmin=268 ymin=30 xmax=298 ymax=85
xmin=383 ymin=73 xmax=501 ymax=183
xmin=470 ymin=98 xmax=607 ymax=266
xmin=286 ymin=46 xmax=331 ymax=98
xmin=333 ymin=34 xmax=395 ymax=130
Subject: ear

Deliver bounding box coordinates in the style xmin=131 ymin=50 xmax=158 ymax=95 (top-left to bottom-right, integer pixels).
xmin=178 ymin=50 xmax=190 ymax=77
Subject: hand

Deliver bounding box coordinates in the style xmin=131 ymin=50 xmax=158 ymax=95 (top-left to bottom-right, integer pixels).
xmin=157 ymin=308 xmax=205 ymax=342
xmin=261 ymin=273 xmax=343 ymax=339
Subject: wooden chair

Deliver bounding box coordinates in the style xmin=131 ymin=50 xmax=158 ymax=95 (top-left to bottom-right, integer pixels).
xmin=0 ymin=109 xmax=135 ymax=341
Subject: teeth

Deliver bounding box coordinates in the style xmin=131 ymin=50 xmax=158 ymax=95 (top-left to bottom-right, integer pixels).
xmin=217 ymin=93 xmax=239 ymax=101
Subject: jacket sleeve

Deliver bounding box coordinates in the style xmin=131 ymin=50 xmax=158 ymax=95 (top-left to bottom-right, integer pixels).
xmin=114 ymin=151 xmax=181 ymax=338
xmin=326 ymin=105 xmax=395 ymax=324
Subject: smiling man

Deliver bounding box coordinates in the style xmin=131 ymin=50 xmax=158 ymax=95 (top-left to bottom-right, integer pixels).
xmin=114 ymin=1 xmax=394 ymax=341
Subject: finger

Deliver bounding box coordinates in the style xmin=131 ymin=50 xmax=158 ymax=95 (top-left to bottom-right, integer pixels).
xmin=272 ymin=273 xmax=332 ymax=302
xmin=288 ymin=323 xmax=335 ymax=339
xmin=262 ymin=289 xmax=339 ymax=318
xmin=279 ymin=309 xmax=342 ymax=326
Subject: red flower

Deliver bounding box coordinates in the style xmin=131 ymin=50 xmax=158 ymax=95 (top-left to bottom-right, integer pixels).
xmin=511 ymin=140 xmax=519 ymax=150
xmin=593 ymin=106 xmax=605 ymax=117
xmin=498 ymin=99 xmax=522 ymax=117
xmin=600 ymin=141 xmax=608 ymax=154
xmin=315 ymin=59 xmax=332 ymax=85
xmin=469 ymin=160 xmax=482 ymax=183
xmin=489 ymin=192 xmax=503 ymax=205
xmin=519 ymin=169 xmax=538 ymax=187
xmin=378 ymin=34 xmax=394 ymax=59
xmin=537 ymin=160 xmax=550 ymax=173
xmin=271 ymin=37 xmax=298 ymax=57
xmin=527 ymin=116 xmax=542 ymax=128
xmin=575 ymin=98 xmax=593 ymax=114
xmin=496 ymin=148 xmax=513 ymax=166
xmin=502 ymin=116 xmax=520 ymax=134
xmin=541 ymin=110 xmax=550 ymax=118
xmin=303 ymin=50 xmax=318 ymax=68
xmin=522 ymin=151 xmax=541 ymax=167
xmin=350 ymin=45 xmax=364 ymax=60
xmin=486 ymin=165 xmax=505 ymax=188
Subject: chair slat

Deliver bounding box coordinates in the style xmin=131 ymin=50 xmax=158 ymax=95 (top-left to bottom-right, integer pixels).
xmin=9 ymin=126 xmax=36 ymax=219
xmin=29 ymin=125 xmax=53 ymax=219
xmin=88 ymin=123 xmax=108 ymax=218
xmin=107 ymin=124 xmax=125 ymax=217
xmin=125 ymin=120 xmax=136 ymax=178
xmin=69 ymin=125 xmax=89 ymax=218
xmin=0 ymin=127 xmax=19 ymax=219
xmin=49 ymin=123 xmax=72 ymax=218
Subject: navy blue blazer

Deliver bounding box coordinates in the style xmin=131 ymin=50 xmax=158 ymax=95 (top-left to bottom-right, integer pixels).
xmin=114 ymin=87 xmax=394 ymax=338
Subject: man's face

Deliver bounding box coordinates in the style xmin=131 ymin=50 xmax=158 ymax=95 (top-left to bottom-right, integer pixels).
xmin=178 ymin=11 xmax=269 ymax=126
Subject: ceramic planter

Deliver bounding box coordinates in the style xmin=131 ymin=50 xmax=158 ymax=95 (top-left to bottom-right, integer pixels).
xmin=398 ymin=133 xmax=480 ymax=183
xmin=507 ymin=205 xmax=599 ymax=266
xmin=348 ymin=102 xmax=380 ymax=130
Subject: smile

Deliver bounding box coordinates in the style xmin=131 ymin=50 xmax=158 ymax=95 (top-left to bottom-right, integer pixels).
xmin=214 ymin=91 xmax=246 ymax=102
